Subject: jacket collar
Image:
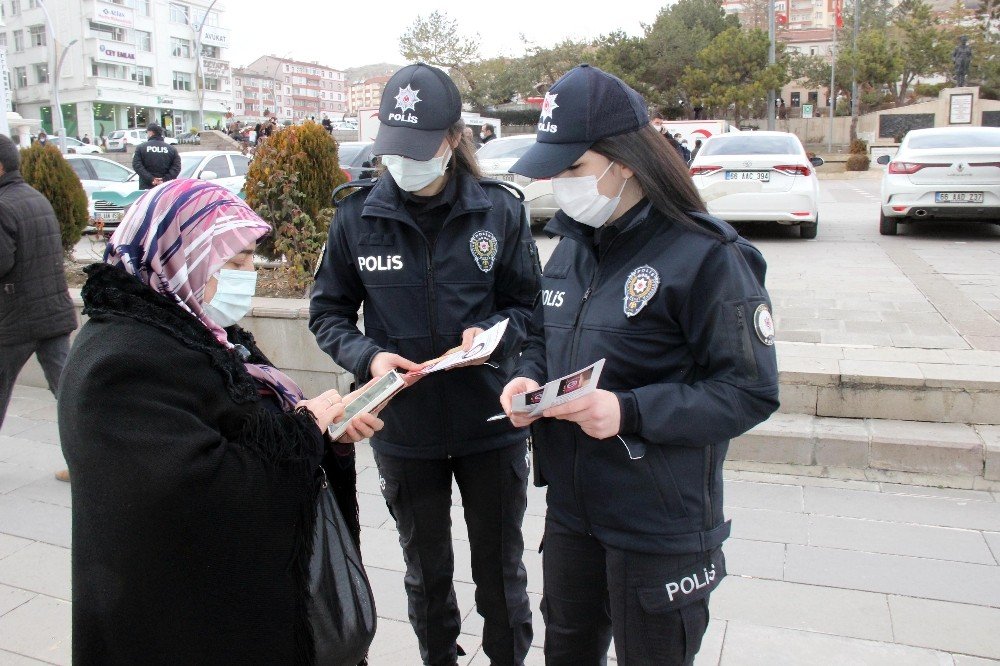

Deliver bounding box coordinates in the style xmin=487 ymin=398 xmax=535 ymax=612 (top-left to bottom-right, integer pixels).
xmin=361 ymin=171 xmax=494 ymax=230
xmin=0 ymin=171 xmax=25 ymax=191
xmin=544 ymin=201 xmax=655 ymax=246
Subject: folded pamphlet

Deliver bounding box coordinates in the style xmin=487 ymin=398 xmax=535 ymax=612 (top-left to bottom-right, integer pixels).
xmin=512 ymin=359 xmax=606 ymax=417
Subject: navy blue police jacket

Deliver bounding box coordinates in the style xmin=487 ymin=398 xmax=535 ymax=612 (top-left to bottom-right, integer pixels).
xmin=310 ymin=172 xmax=541 ymax=460
xmin=516 ymin=202 xmax=780 ymax=555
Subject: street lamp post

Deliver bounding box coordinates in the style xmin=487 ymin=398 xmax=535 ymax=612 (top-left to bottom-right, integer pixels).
xmin=36 ymin=0 xmax=76 ymax=153
xmin=767 ymin=0 xmax=776 ymax=131
xmin=191 ymin=0 xmax=220 ymax=133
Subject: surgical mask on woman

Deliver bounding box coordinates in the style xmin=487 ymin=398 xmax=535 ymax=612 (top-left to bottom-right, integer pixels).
xmin=203 ymin=269 xmax=257 ymax=327
xmin=551 ymin=161 xmax=630 ymax=228
xmin=381 ymin=148 xmax=452 ymax=192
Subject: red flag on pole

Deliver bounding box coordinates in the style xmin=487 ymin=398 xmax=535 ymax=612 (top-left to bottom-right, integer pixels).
xmin=834 ymin=0 xmax=844 ymax=28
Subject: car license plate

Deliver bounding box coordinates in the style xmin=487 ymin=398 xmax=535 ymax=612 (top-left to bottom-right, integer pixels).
xmin=725 ymin=170 xmax=770 ymax=182
xmin=935 ymin=191 xmax=984 ymax=203
xmin=96 ymin=211 xmax=120 ymax=221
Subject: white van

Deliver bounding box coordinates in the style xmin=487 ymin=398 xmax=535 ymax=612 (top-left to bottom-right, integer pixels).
xmin=106 ymin=128 xmax=178 ymax=152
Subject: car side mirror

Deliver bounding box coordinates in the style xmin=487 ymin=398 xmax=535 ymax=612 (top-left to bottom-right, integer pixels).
xmin=876 ymin=154 xmax=891 ymax=165
xmin=809 ymin=156 xmax=825 ymax=167
xmin=199 ymin=170 xmax=218 ymax=180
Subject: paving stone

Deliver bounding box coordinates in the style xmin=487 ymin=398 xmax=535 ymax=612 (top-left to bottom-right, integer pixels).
xmin=945 ymin=349 xmax=1000 ymax=366
xmin=0 ymin=594 xmax=70 ymax=665
xmin=0 ymin=416 xmax=37 ymax=438
xmin=710 ymin=576 xmax=893 ymax=641
xmin=890 ymin=334 xmax=970 ymax=349
xmin=813 ymin=417 xmax=870 ymax=468
xmin=693 ymin=619 xmax=726 ymax=666
xmin=0 ymin=441 xmax=68 ymax=475
xmin=359 ymin=526 xmax=406 ymax=573
xmin=817 ymin=385 xmax=977 ymax=424
xmin=718 ymin=622 xmax=949 ymax=665
xmin=783 ymin=544 xmax=1000 ymax=607
xmin=879 ymin=482 xmax=997 ymax=502
xmin=869 ymin=420 xmax=983 ymax=476
xmin=776 ymin=330 xmax=822 ymax=343
xmin=774 ymin=343 xmax=845 ymax=359
xmin=984 ymin=532 xmax=1000 ymax=564
xmin=726 ymin=507 xmax=809 ymax=545
xmin=0 ymin=496 xmax=70 ymax=549
xmin=9 ymin=477 xmax=71 ymax=510
xmin=0 ymin=534 xmax=32 ymax=562
xmin=776 ymin=356 xmax=840 ymax=385
xmin=981 ymin=426 xmax=1000 ymax=481
xmin=807 ymin=514 xmax=996 ymax=564
xmin=966 ymin=336 xmax=1000 ymax=351
xmin=9 ymin=422 xmax=60 ymax=446
xmin=919 ymin=363 xmax=1000 ymax=390
xmin=729 ymin=413 xmax=814 ymax=466
xmin=888 ymin=595 xmax=1000 ymax=659
xmin=0 ymin=584 xmax=34 ymax=617
xmin=3 ymin=397 xmax=53 ymax=420
xmin=804 ymin=485 xmax=1000 ymax=530
xmin=0 ymin=463 xmax=51 ymax=495
xmin=722 ymin=539 xmax=785 ymax=580
xmin=723 ymin=479 xmax=804 ymax=512
xmin=357 ymin=490 xmax=392 ymax=529
xmin=953 ymin=656 xmax=1000 ymax=666
xmin=0 ymin=542 xmax=70 ymax=601
xmin=0 ymin=650 xmax=50 ymax=665
xmin=776 ymin=383 xmax=818 ymax=415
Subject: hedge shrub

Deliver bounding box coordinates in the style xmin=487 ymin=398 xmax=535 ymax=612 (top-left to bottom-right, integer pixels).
xmin=19 ymin=144 xmax=89 ymax=253
xmin=244 ymin=121 xmax=347 ymax=289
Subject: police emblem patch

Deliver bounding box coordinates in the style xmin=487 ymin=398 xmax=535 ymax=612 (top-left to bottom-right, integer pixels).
xmin=754 ymin=303 xmax=775 ymax=346
xmin=623 ymin=265 xmax=660 ymax=317
xmin=470 ymin=230 xmax=499 ymax=272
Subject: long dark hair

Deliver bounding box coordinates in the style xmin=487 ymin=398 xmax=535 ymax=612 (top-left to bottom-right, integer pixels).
xmin=448 ymin=119 xmax=481 ymax=179
xmin=591 ymin=125 xmax=717 ymax=238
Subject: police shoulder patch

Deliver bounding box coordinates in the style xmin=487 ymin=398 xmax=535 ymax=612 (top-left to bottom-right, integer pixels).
xmin=754 ymin=303 xmax=775 ymax=345
xmin=623 ymin=265 xmax=660 ymax=318
xmin=470 ymin=230 xmax=499 ymax=272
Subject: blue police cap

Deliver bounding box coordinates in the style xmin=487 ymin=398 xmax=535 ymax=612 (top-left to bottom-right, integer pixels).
xmin=510 ymin=64 xmax=650 ymax=179
xmin=373 ymin=63 xmax=462 ymax=161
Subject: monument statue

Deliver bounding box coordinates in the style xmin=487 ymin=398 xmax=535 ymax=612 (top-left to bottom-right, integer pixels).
xmin=953 ymin=36 xmax=973 ymax=87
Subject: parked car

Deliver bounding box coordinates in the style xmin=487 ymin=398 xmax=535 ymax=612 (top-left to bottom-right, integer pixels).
xmin=876 ymin=126 xmax=1000 ymax=235
xmin=65 ymin=154 xmax=137 ymax=232
xmin=476 ymin=135 xmax=557 ymax=225
xmin=688 ymin=131 xmax=823 ymax=239
xmin=338 ymin=140 xmax=377 ymax=180
xmin=177 ymin=130 xmax=202 ymax=145
xmin=58 ymin=137 xmax=103 ymax=155
xmin=91 ymin=151 xmax=251 ymax=223
xmin=106 ymin=128 xmax=178 ymax=152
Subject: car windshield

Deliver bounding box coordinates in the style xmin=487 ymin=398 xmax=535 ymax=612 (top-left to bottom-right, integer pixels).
xmin=907 ymin=131 xmax=1000 ymax=149
xmin=339 ymin=143 xmax=372 ymax=166
xmin=178 ymin=156 xmax=204 ymax=178
xmin=110 ymin=130 xmax=125 ymax=139
xmin=477 ymin=137 xmax=535 ymax=160
xmin=700 ymin=135 xmax=802 ymax=156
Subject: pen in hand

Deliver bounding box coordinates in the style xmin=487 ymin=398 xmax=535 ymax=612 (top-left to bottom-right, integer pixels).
xmin=485 ymin=413 xmax=508 ymax=422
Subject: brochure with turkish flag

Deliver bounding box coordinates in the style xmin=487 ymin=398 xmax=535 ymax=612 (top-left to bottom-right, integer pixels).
xmin=512 ymin=358 xmax=606 ymax=417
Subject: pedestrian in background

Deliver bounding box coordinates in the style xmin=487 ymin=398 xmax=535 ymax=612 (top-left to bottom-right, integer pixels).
xmin=480 ymin=122 xmax=497 ymax=144
xmin=692 ymin=138 xmax=704 ymax=160
xmin=132 ymin=123 xmax=181 ymax=190
xmin=311 ymin=62 xmax=539 ymax=666
xmin=0 ymin=134 xmax=77 ymax=482
xmin=501 ymin=64 xmax=779 ymax=665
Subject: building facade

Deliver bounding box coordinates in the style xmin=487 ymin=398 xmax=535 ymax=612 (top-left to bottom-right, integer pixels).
xmin=347 ymin=74 xmax=390 ymax=115
xmin=240 ymin=55 xmax=346 ymax=123
xmin=2 ymin=0 xmax=233 ymax=142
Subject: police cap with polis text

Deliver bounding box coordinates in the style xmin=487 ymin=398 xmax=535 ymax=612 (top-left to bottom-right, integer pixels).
xmin=373 ymin=63 xmax=462 ymax=161
xmin=510 ymin=64 xmax=650 ymax=179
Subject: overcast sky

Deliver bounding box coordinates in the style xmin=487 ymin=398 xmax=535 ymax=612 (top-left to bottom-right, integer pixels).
xmin=225 ymin=1 xmax=671 ymax=70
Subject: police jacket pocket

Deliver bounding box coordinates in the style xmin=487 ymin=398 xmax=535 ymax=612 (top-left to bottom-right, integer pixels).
xmin=636 ymin=548 xmax=726 ymax=614
xmin=726 ymin=298 xmax=774 ymax=383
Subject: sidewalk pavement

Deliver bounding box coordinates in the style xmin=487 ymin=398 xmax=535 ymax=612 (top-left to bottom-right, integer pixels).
xmin=1 ymin=384 xmax=998 ymax=665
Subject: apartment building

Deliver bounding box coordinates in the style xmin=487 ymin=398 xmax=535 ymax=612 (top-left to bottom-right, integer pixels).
xmin=240 ymin=54 xmax=346 ymax=123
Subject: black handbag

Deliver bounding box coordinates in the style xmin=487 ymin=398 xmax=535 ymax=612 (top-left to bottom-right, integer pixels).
xmin=307 ymin=466 xmax=377 ymax=665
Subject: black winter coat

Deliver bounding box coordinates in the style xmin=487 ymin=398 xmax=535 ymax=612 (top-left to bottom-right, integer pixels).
xmin=310 ymin=173 xmax=541 ymax=459
xmin=59 ymin=263 xmax=354 ymax=666
xmin=0 ymin=171 xmax=77 ymax=345
xmin=517 ymin=205 xmax=780 ymax=555
xmin=131 ymin=137 xmax=181 ymax=189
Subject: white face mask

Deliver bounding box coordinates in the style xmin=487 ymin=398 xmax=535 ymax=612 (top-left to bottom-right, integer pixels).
xmin=479 ymin=131 xmax=486 ymax=140
xmin=381 ymin=147 xmax=452 ymax=192
xmin=203 ymin=269 xmax=257 ymax=328
xmin=552 ymin=161 xmax=629 ymax=228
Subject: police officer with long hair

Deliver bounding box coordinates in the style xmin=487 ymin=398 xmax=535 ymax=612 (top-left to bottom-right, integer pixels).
xmin=310 ymin=63 xmax=539 ymax=665
xmin=499 ymin=65 xmax=780 ymax=665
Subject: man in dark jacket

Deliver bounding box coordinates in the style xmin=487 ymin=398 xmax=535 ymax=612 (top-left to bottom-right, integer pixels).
xmin=132 ymin=123 xmax=181 ymax=190
xmin=0 ymin=133 xmax=78 ymax=480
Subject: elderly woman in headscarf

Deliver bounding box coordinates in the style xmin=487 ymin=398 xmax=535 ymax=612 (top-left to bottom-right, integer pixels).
xmin=58 ymin=179 xmax=382 ymax=665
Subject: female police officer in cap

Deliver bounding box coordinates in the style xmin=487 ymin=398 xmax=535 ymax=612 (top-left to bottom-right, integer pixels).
xmin=499 ymin=65 xmax=780 ymax=665
xmin=310 ymin=63 xmax=539 ymax=665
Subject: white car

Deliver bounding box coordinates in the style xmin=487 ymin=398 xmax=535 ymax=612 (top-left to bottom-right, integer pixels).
xmin=65 ymin=154 xmax=137 ymax=231
xmin=59 ymin=137 xmax=103 ymax=155
xmin=876 ymin=126 xmax=1000 ymax=235
xmin=689 ymin=131 xmax=823 ymax=238
xmin=477 ymin=135 xmax=557 ymax=226
xmin=106 ymin=128 xmax=178 ymax=152
xmin=91 ymin=151 xmax=251 ymax=223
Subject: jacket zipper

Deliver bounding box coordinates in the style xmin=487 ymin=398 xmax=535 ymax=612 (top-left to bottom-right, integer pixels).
xmin=735 ymin=304 xmax=759 ymax=381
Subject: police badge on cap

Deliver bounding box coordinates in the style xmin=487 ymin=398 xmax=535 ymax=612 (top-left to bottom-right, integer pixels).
xmin=624 ymin=265 xmax=660 ymax=317
xmin=470 ymin=230 xmax=498 ymax=272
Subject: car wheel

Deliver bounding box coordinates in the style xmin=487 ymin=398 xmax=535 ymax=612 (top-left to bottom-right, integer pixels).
xmin=800 ymin=218 xmax=818 ymax=239
xmin=879 ymin=212 xmax=897 ymax=236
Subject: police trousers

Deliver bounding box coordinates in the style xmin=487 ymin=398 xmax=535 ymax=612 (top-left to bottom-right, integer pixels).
xmin=541 ymin=519 xmax=724 ymax=666
xmin=374 ymin=441 xmax=533 ymax=666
